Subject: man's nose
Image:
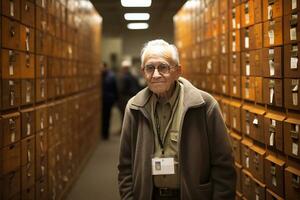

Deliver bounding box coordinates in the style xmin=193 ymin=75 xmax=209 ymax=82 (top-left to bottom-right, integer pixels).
xmin=152 ymin=68 xmax=161 ymax=78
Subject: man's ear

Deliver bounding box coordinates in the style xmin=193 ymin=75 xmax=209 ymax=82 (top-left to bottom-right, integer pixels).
xmin=176 ymin=65 xmax=182 ymax=76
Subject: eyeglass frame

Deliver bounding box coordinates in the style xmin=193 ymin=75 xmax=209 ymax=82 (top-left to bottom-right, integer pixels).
xmin=142 ymin=63 xmax=178 ymax=75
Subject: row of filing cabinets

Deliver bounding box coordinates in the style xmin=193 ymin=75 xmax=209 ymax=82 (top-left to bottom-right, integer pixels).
xmin=0 ymin=89 xmax=101 ymax=200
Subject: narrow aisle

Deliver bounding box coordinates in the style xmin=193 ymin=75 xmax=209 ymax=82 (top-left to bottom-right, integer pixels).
xmin=67 ymin=106 xmax=122 ymax=200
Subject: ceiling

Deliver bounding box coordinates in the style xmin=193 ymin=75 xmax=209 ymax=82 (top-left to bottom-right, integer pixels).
xmin=90 ymin=0 xmax=187 ymax=37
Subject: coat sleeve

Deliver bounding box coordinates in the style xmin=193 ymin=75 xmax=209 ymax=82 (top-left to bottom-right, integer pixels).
xmin=206 ymin=101 xmax=236 ymax=200
xmin=118 ymin=104 xmax=135 ymax=200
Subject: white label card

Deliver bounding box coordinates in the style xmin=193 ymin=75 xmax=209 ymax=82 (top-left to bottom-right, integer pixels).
xmin=245 ymin=88 xmax=249 ymax=98
xmin=268 ymin=5 xmax=273 ymax=20
xmin=27 ymin=123 xmax=31 ymax=135
xmin=152 ymin=157 xmax=175 ymax=175
xmin=246 ymin=124 xmax=250 ymax=135
xmin=9 ymin=64 xmax=14 ymax=76
xmin=291 ymin=57 xmax=298 ymax=69
xmin=233 ymin=117 xmax=237 ymax=128
xmin=256 ymin=194 xmax=260 ymax=200
xmin=293 ymin=92 xmax=298 ymax=105
xmin=245 ymin=14 xmax=250 ymax=25
xmin=293 ymin=142 xmax=299 ymax=156
xmin=11 ymin=132 xmax=15 ymax=143
xmin=10 ymin=1 xmax=14 ymax=17
xmin=269 ymin=30 xmax=275 ymax=45
xmin=232 ymin=19 xmax=236 ymax=29
xmin=290 ymin=27 xmax=297 ymax=41
xmin=246 ymin=157 xmax=249 ymax=168
xmin=233 ymin=85 xmax=237 ymax=94
xmin=292 ymin=0 xmax=297 ymax=10
xmin=245 ymin=37 xmax=249 ymax=48
xmin=270 ymin=88 xmax=274 ymax=104
xmin=232 ymin=41 xmax=236 ymax=52
xmin=269 ymin=60 xmax=275 ymax=76
xmin=272 ymin=176 xmax=277 ymax=186
xmin=270 ymin=132 xmax=274 ymax=146
xmin=246 ymin=63 xmax=251 ymax=76
xmin=272 ymin=119 xmax=276 ymax=126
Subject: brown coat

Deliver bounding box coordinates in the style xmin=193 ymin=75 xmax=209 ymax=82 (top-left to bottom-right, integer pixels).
xmin=118 ymin=77 xmax=236 ymax=200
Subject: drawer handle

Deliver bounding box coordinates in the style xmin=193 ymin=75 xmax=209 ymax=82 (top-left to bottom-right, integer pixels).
xmin=10 ymin=26 xmax=15 ymax=37
xmin=25 ymin=3 xmax=30 ymax=12
xmin=26 ymin=53 xmax=30 ymax=68
xmin=9 ymin=0 xmax=14 ymax=17
xmin=253 ymin=117 xmax=259 ymax=126
xmin=291 ymin=130 xmax=299 ymax=140
xmin=291 ymin=14 xmax=298 ymax=27
xmin=270 ymin=165 xmax=276 ymax=175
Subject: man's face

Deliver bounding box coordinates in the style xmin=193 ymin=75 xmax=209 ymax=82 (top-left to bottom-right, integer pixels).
xmin=142 ymin=56 xmax=181 ymax=96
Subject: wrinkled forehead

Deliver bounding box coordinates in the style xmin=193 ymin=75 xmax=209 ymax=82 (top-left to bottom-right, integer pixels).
xmin=142 ymin=46 xmax=174 ymax=66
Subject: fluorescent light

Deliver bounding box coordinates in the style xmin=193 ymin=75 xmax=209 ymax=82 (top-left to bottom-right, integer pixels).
xmin=127 ymin=23 xmax=149 ymax=30
xmin=121 ymin=0 xmax=151 ymax=7
xmin=124 ymin=13 xmax=150 ymax=21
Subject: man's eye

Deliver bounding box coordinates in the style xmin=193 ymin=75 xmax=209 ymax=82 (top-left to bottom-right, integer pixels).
xmin=146 ymin=65 xmax=155 ymax=71
xmin=159 ymin=64 xmax=168 ymax=70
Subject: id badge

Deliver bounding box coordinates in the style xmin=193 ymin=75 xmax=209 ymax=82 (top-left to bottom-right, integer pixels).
xmin=152 ymin=157 xmax=175 ymax=175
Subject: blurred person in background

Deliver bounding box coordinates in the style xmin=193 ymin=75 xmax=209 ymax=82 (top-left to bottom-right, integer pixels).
xmin=117 ymin=60 xmax=141 ymax=119
xmin=118 ymin=39 xmax=236 ymax=199
xmin=101 ymin=62 xmax=118 ymax=140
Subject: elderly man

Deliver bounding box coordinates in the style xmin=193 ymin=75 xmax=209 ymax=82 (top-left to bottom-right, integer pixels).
xmin=118 ymin=39 xmax=236 ymax=200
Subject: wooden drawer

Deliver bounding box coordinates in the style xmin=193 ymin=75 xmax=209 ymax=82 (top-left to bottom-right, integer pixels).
xmin=35 ymin=78 xmax=47 ymax=102
xmin=284 ymin=79 xmax=300 ymax=110
xmin=265 ymin=155 xmax=285 ymax=197
xmin=249 ymin=23 xmax=263 ymax=50
xmin=250 ymin=145 xmax=266 ymax=182
xmin=1 ymin=112 xmax=21 ymax=148
xmin=2 ymin=0 xmax=21 ymax=20
xmin=230 ymin=30 xmax=241 ymax=52
xmin=36 ymin=30 xmax=49 ymax=55
xmin=36 ymin=130 xmax=48 ymax=180
xmin=284 ymin=43 xmax=300 ymax=78
xmin=2 ymin=16 xmax=21 ymax=50
xmin=263 ymin=0 xmax=283 ymax=21
xmin=262 ymin=47 xmax=283 ymax=78
xmin=220 ymin=75 xmax=230 ymax=95
xmin=241 ymin=0 xmax=255 ymax=27
xmin=284 ymin=116 xmax=300 ymax=158
xmin=254 ymin=0 xmax=263 ymax=23
xmin=264 ymin=112 xmax=285 ymax=151
xmin=241 ymin=27 xmax=250 ymax=51
xmin=250 ymin=49 xmax=263 ymax=76
xmin=263 ymin=78 xmax=283 ymax=107
xmin=284 ymin=12 xmax=300 ymax=44
xmin=241 ymin=169 xmax=253 ymax=199
xmin=20 ymin=52 xmax=35 ymax=79
xmin=35 ymin=5 xmax=47 ymax=31
xmin=21 ymin=0 xmax=35 ymax=27
xmin=20 ymin=25 xmax=35 ymax=52
xmin=230 ymin=52 xmax=241 ymax=75
xmin=220 ymin=54 xmax=229 ymax=74
xmin=242 ymin=76 xmax=256 ymax=101
xmin=285 ymin=166 xmax=300 ymax=199
xmin=36 ymin=177 xmax=48 ymax=200
xmin=20 ymin=108 xmax=35 ymax=138
xmin=230 ymin=101 xmax=242 ymax=132
xmin=231 ymin=132 xmax=242 ymax=164
xmin=21 ymin=79 xmax=34 ymax=105
xmin=230 ymin=5 xmax=241 ymax=30
xmin=242 ymin=51 xmax=253 ymax=76
xmin=221 ymin=98 xmax=231 ymax=126
xmin=1 ymin=49 xmax=21 ymax=79
xmin=263 ymin=17 xmax=283 ymax=47
xmin=241 ymin=139 xmax=253 ymax=170
xmin=0 ymin=169 xmax=21 ymax=200
xmin=249 ymin=106 xmax=266 ymax=143
xmin=230 ymin=75 xmax=241 ymax=98
xmin=252 ymin=176 xmax=266 ymax=200
xmin=0 ymin=142 xmax=21 ymax=175
xmin=35 ymin=105 xmax=48 ymax=132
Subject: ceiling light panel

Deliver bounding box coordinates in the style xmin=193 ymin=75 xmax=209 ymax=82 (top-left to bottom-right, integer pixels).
xmin=127 ymin=23 xmax=149 ymax=30
xmin=124 ymin=13 xmax=150 ymax=21
xmin=121 ymin=0 xmax=152 ymax=7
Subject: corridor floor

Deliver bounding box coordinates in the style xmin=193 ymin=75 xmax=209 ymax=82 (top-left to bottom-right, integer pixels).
xmin=67 ymin=106 xmax=122 ymax=200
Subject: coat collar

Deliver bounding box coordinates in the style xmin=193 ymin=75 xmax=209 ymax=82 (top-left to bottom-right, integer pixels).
xmin=129 ymin=77 xmax=205 ymax=110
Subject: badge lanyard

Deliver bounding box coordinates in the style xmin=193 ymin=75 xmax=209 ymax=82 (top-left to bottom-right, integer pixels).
xmin=155 ymin=111 xmax=165 ymax=155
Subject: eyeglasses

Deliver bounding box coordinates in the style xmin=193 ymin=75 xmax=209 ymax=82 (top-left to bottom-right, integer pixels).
xmin=143 ymin=63 xmax=175 ymax=75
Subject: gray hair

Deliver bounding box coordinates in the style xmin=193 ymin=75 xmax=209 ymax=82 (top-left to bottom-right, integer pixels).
xmin=140 ymin=39 xmax=180 ymax=67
